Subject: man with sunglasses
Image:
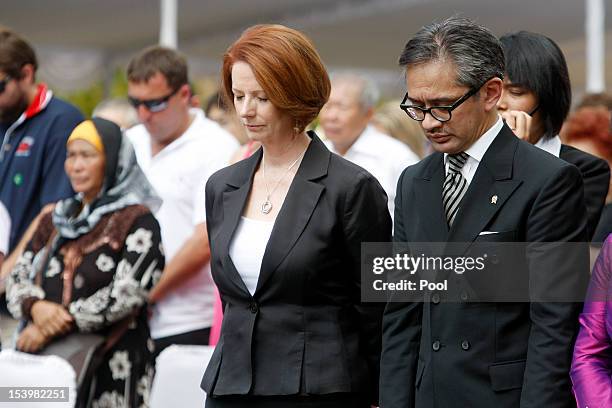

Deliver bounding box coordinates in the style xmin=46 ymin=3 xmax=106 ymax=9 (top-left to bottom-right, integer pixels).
xmin=380 ymin=17 xmax=589 ymax=408
xmin=125 ymin=46 xmax=238 ymax=356
xmin=0 ymin=28 xmax=83 ymax=254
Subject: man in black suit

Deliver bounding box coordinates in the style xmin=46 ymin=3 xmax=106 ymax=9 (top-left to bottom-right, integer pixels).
xmin=380 ymin=16 xmax=589 ymax=408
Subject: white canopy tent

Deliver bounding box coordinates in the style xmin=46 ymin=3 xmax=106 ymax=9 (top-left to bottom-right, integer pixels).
xmin=1 ymin=0 xmax=609 ymax=99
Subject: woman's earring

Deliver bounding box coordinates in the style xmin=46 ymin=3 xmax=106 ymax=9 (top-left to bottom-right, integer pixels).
xmin=293 ymin=122 xmax=300 ymax=134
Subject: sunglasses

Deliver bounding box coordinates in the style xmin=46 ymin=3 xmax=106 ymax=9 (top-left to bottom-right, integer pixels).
xmin=128 ymin=86 xmax=181 ymax=113
xmin=0 ymin=76 xmax=11 ymax=94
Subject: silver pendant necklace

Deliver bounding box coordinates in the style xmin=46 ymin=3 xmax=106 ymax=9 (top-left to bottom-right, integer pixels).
xmin=261 ymin=147 xmax=307 ymax=214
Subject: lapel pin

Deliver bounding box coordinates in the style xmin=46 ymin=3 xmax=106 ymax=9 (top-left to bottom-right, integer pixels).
xmin=491 ymin=195 xmax=498 ymax=205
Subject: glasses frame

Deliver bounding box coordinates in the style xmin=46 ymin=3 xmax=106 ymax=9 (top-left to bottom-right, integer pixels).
xmin=400 ymin=80 xmax=487 ymax=122
xmin=128 ymin=86 xmax=182 ymax=113
xmin=0 ymin=75 xmax=12 ymax=94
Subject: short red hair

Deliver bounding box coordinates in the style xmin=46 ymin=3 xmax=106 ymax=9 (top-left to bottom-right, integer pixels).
xmin=221 ymin=24 xmax=330 ymax=132
xmin=561 ymin=106 xmax=612 ymax=162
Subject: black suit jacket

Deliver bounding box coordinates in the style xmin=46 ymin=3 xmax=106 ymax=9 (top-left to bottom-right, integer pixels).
xmin=380 ymin=124 xmax=589 ymax=408
xmin=559 ymin=144 xmax=610 ymax=240
xmin=201 ymin=132 xmax=391 ymax=404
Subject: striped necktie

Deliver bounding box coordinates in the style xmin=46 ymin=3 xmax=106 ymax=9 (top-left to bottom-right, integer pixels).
xmin=443 ymin=152 xmax=469 ymax=226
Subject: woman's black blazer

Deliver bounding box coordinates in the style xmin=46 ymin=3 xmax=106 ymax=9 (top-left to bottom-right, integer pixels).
xmin=200 ymin=132 xmax=391 ymax=404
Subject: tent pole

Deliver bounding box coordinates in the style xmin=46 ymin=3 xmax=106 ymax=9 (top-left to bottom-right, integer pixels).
xmin=159 ymin=0 xmax=178 ymax=49
xmin=586 ymin=0 xmax=605 ymax=92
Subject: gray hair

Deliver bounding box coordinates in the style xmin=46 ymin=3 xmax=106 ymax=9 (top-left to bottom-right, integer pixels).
xmin=398 ymin=16 xmax=504 ymax=89
xmin=330 ymin=71 xmax=380 ymax=110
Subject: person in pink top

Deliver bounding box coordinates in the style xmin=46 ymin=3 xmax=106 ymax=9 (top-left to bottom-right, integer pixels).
xmin=571 ymin=234 xmax=612 ymax=407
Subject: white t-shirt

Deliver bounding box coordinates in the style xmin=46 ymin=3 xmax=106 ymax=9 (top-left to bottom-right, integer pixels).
xmin=0 ymin=202 xmax=11 ymax=256
xmin=229 ymin=217 xmax=274 ymax=295
xmin=127 ymin=108 xmax=239 ymax=339
xmin=325 ymin=125 xmax=419 ymax=219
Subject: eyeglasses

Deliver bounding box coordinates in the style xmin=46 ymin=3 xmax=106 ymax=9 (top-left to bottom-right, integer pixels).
xmin=0 ymin=76 xmax=11 ymax=94
xmin=400 ymin=81 xmax=487 ymax=122
xmin=128 ymin=87 xmax=181 ymax=113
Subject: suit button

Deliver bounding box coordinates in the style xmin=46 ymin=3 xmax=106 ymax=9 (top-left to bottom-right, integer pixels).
xmin=432 ymin=340 xmax=441 ymax=351
xmin=249 ymin=303 xmax=259 ymax=314
xmin=431 ymin=293 xmax=440 ymax=304
xmin=490 ymin=254 xmax=499 ymax=265
xmin=461 ymin=340 xmax=470 ymax=350
xmin=460 ymin=292 xmax=469 ymax=302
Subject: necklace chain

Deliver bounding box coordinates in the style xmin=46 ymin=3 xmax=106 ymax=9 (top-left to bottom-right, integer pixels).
xmin=261 ymin=147 xmax=307 ymax=214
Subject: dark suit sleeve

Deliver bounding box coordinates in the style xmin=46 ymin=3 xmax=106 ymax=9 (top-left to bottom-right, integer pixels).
xmin=204 ymin=176 xmax=217 ymax=238
xmin=581 ymin=157 xmax=610 ymax=241
xmin=561 ymin=146 xmax=610 ymax=241
xmin=343 ymin=170 xmax=391 ymax=406
xmin=521 ymin=163 xmax=590 ymax=407
xmin=380 ymin=168 xmax=423 ymax=408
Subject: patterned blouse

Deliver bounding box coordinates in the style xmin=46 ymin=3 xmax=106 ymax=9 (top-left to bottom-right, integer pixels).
xmin=7 ymin=204 xmax=165 ymax=408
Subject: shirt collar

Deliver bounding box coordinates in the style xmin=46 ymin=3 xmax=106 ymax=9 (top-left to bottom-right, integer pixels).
xmin=344 ymin=125 xmax=379 ymax=156
xmin=24 ymin=83 xmax=52 ymax=119
xmin=444 ymin=115 xmax=503 ymax=165
xmin=534 ymin=134 xmax=562 ymax=157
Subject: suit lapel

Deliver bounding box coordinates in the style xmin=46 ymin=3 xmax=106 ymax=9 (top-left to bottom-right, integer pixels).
xmin=218 ymin=149 xmax=262 ymax=295
xmin=446 ymin=125 xmax=522 ymax=252
xmin=413 ymin=153 xmax=449 ymax=242
xmin=255 ymin=132 xmax=328 ymax=295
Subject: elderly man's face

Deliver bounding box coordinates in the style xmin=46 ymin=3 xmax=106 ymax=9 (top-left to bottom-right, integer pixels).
xmin=406 ymin=61 xmax=495 ymax=154
xmin=319 ymin=81 xmax=372 ymax=154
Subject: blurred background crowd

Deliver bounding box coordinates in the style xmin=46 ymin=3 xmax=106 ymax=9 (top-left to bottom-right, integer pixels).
xmin=0 ymin=1 xmax=610 ymax=407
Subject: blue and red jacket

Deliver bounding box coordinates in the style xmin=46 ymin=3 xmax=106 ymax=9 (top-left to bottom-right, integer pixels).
xmin=0 ymin=84 xmax=83 ymax=251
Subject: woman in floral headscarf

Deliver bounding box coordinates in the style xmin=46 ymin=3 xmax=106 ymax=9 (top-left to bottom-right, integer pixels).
xmin=7 ymin=117 xmax=164 ymax=407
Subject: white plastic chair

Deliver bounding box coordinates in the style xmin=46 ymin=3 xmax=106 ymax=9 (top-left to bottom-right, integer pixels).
xmin=150 ymin=345 xmax=214 ymax=408
xmin=0 ymin=349 xmax=76 ymax=407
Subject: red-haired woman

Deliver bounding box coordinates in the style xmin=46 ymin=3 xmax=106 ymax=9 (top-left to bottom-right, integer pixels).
xmin=200 ymin=24 xmax=390 ymax=407
xmin=562 ymin=106 xmax=612 ymax=243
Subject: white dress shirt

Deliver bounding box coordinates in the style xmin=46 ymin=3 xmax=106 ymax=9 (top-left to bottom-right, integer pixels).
xmin=535 ymin=134 xmax=562 ymax=157
xmin=444 ymin=116 xmax=504 ymax=186
xmin=325 ymin=125 xmax=419 ymax=219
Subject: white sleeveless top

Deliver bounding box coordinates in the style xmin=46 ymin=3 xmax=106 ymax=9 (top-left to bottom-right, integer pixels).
xmin=229 ymin=217 xmax=274 ymax=295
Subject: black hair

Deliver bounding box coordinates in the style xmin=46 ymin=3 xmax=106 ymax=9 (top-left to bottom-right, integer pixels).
xmin=91 ymin=117 xmax=122 ymax=194
xmin=500 ymin=31 xmax=571 ymax=138
xmin=399 ymin=16 xmax=504 ymax=89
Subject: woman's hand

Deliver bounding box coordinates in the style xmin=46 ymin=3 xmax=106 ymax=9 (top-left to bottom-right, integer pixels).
xmin=16 ymin=323 xmax=49 ymax=353
xmin=500 ymin=110 xmax=533 ymax=142
xmin=30 ymin=300 xmax=74 ymax=337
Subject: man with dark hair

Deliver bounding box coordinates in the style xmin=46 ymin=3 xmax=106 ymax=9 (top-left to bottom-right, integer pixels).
xmin=497 ymin=31 xmax=610 ymax=240
xmin=0 ymin=27 xmax=83 ymax=252
xmin=380 ymin=16 xmax=588 ymax=407
xmin=126 ymin=46 xmax=238 ymax=356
